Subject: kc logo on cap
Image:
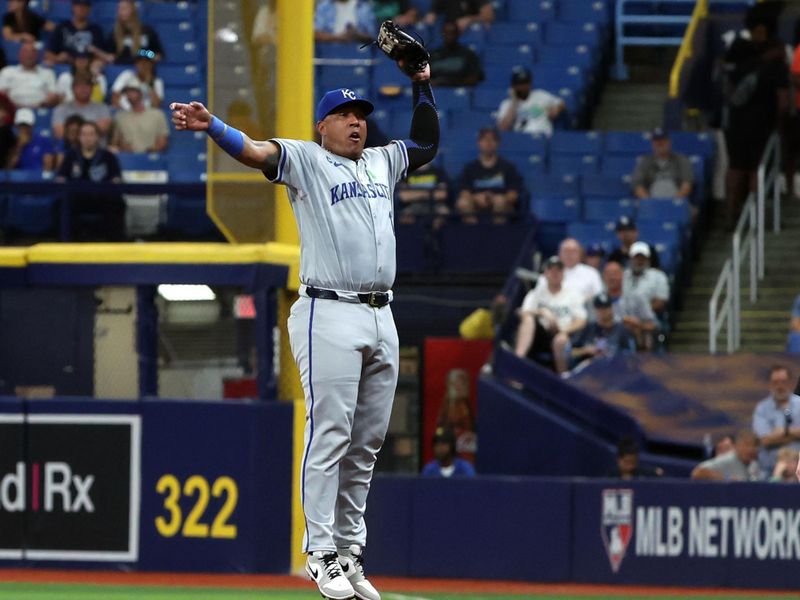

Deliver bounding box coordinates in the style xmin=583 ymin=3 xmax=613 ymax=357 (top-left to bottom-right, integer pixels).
xmin=341 ymin=89 xmax=357 ymax=100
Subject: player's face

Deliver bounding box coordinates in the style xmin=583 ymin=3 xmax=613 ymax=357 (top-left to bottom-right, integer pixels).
xmin=318 ymin=105 xmax=367 ymax=161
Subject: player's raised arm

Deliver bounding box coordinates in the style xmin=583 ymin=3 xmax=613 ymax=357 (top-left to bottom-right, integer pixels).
xmin=170 ymin=101 xmax=281 ymax=177
xmin=400 ymin=63 xmax=439 ymax=173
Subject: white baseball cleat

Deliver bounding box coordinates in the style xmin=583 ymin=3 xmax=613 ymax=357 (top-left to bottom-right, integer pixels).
xmin=338 ymin=544 xmax=381 ymax=600
xmin=306 ymin=551 xmax=356 ymax=600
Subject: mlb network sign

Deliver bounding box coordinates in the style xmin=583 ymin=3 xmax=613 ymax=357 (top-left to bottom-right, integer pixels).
xmin=601 ymin=488 xmax=800 ymax=573
xmin=0 ymin=414 xmax=140 ymax=561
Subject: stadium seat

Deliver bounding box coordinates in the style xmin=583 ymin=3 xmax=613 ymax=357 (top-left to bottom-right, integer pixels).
xmin=117 ymin=153 xmax=166 ymax=172
xmin=544 ymin=22 xmax=602 ymax=47
xmin=91 ymin=2 xmax=118 ymax=24
xmin=7 ymin=170 xmax=45 ymax=182
xmin=433 ymin=87 xmax=471 ymax=111
xmin=548 ymin=154 xmax=599 ymax=176
xmin=507 ymin=0 xmax=556 ymax=23
xmin=472 ymin=87 xmax=506 ymax=111
xmin=582 ymin=197 xmax=636 ymax=222
xmin=487 ymin=23 xmax=542 ymax=47
xmin=559 ymin=0 xmax=611 ymax=25
xmin=527 ymin=174 xmax=580 ymax=198
xmin=601 ymin=155 xmax=639 ymax=178
xmin=459 ymin=23 xmax=487 ymax=52
xmin=317 ymin=65 xmax=370 ymax=90
xmin=581 ymin=174 xmax=631 ymax=198
xmin=637 ymin=197 xmax=691 ymax=226
xmin=506 ymin=151 xmax=547 ymax=175
xmin=536 ymin=44 xmax=596 ymax=70
xmin=550 ymin=130 xmax=603 ymax=155
xmin=145 ymin=1 xmax=196 ymax=22
xmin=441 ymin=151 xmax=474 ymax=180
xmin=482 ymin=44 xmax=536 ymax=67
xmin=531 ymin=195 xmax=581 ymax=222
xmin=154 ymin=22 xmax=197 ymax=45
xmin=160 ymin=41 xmax=200 ymax=66
xmin=372 ymin=62 xmax=407 ymax=95
xmin=447 ymin=109 xmax=496 ymax=131
xmin=499 ymin=132 xmax=547 ymax=154
xmin=46 ymin=0 xmax=71 ymax=21
xmin=315 ymin=42 xmax=371 ymax=60
xmin=157 ymin=65 xmax=202 ymax=87
xmin=4 ymin=196 xmax=57 ymax=235
xmin=482 ymin=66 xmax=520 ymax=88
xmin=604 ymin=131 xmax=652 ymax=155
xmin=566 ymin=220 xmax=617 ymax=246
xmin=165 ymin=196 xmax=217 ymax=238
xmin=637 ymin=221 xmax=682 ymax=247
xmin=669 ymin=131 xmax=716 ymax=160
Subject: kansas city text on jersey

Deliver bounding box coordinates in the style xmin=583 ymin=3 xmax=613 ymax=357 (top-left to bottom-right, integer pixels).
xmin=330 ymin=180 xmax=392 ymax=206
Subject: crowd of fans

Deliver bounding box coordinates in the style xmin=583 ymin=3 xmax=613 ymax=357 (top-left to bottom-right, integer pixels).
xmin=0 ymin=0 xmax=170 ymax=240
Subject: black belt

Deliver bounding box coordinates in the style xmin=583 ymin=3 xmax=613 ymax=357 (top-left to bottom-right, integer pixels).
xmin=305 ymin=286 xmax=391 ymax=308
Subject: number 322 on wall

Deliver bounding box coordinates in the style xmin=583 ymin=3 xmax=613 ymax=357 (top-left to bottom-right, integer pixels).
xmin=155 ymin=474 xmax=238 ymax=539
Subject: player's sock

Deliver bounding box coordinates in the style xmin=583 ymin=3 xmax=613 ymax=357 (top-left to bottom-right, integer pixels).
xmin=338 ymin=545 xmax=380 ymax=600
xmin=306 ymin=551 xmax=355 ymax=600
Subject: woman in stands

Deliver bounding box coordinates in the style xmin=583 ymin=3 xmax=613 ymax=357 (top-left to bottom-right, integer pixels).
xmin=108 ymin=0 xmax=163 ymax=64
xmin=2 ymin=0 xmax=54 ymax=43
xmin=56 ymin=51 xmax=108 ymax=104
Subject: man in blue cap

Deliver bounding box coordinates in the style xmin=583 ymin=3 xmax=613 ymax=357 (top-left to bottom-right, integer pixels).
xmin=171 ymin=62 xmax=438 ymax=600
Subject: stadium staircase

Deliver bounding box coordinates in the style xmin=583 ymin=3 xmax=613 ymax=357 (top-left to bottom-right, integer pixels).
xmin=670 ymin=200 xmax=800 ymax=353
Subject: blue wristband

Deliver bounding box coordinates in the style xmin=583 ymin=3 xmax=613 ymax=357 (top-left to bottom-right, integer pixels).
xmin=207 ymin=115 xmax=245 ymax=157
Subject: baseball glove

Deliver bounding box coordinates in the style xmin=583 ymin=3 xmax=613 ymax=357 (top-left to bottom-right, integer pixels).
xmin=374 ymin=20 xmax=429 ymax=75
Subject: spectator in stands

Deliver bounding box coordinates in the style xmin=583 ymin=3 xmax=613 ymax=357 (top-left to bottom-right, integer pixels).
xmin=107 ymin=0 xmax=163 ymax=64
xmin=608 ymin=437 xmax=663 ymax=479
xmin=533 ymin=238 xmax=602 ymax=302
xmin=9 ymin=107 xmax=55 ymax=172
xmin=771 ymin=447 xmax=799 ymax=483
xmin=570 ymin=293 xmax=636 ymax=369
xmin=607 ymin=216 xmax=661 ymax=269
xmin=429 ymin=21 xmax=483 ymax=87
xmin=52 ymin=74 xmax=112 ymax=139
xmin=56 ymin=51 xmax=107 ymax=104
xmin=371 ymin=0 xmax=417 ymax=26
xmin=515 ymin=256 xmax=587 ymax=375
xmin=110 ymin=83 xmax=169 ymax=152
xmin=786 ymin=19 xmax=800 ymax=200
xmin=424 ymin=0 xmax=493 ymax=33
xmin=456 ymin=127 xmax=523 ymax=223
xmin=691 ymin=429 xmax=762 ymax=481
xmin=56 ymin=120 xmax=124 ymax=241
xmin=55 ymin=114 xmax=84 ymax=169
xmin=583 ymin=243 xmax=605 ymax=271
xmin=721 ymin=7 xmax=788 ymax=231
xmin=623 ymin=242 xmax=670 ymax=320
xmin=787 ymin=293 xmax=800 ymax=353
xmin=598 ymin=260 xmax=656 ymax=351
xmin=45 ymin=0 xmax=109 ymax=65
xmin=395 ymin=159 xmax=450 ymax=227
xmin=2 ymin=0 xmax=53 ymax=42
xmin=0 ymin=92 xmax=16 ymax=168
xmin=421 ymin=426 xmax=476 ymax=478
xmin=111 ymin=49 xmax=163 ymax=110
xmin=632 ymin=128 xmax=694 ymax=200
xmin=752 ymin=365 xmax=800 ymax=474
xmin=497 ymin=66 xmax=565 ymax=138
xmin=314 ymin=0 xmax=375 ymax=43
xmin=0 ymin=42 xmax=60 ymax=108
xmin=714 ymin=433 xmax=734 ymax=457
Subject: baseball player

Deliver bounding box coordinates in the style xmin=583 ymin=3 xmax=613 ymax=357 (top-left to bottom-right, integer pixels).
xmin=170 ymin=63 xmax=438 ymax=600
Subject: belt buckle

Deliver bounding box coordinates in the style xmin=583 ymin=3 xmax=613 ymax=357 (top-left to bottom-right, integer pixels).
xmin=368 ymin=292 xmax=386 ymax=308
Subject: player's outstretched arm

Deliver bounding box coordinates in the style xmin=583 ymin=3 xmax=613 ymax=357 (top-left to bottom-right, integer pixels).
xmin=170 ymin=101 xmax=280 ymax=176
xmin=399 ymin=63 xmax=439 ymax=173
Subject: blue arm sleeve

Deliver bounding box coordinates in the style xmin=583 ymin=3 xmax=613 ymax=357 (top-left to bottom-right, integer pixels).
xmin=207 ymin=115 xmax=245 ymax=157
xmin=403 ymin=81 xmax=439 ymax=173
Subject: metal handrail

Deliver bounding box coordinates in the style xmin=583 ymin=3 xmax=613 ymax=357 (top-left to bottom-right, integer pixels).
xmin=756 ymin=133 xmax=781 ymax=278
xmin=709 ymin=258 xmax=734 ymax=354
xmin=669 ymin=0 xmax=708 ymax=98
xmin=731 ymin=195 xmax=757 ymax=348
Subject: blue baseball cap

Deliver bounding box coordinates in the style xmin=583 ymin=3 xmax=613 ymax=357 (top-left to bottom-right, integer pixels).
xmin=316 ymin=88 xmax=374 ymax=122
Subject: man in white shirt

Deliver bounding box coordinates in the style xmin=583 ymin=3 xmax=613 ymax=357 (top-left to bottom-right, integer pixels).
xmin=515 ymin=256 xmax=587 ymax=374
xmin=623 ymin=241 xmax=670 ymax=317
xmin=497 ymin=66 xmax=565 ymax=138
xmin=0 ymin=41 xmax=59 ymax=108
xmin=534 ymin=237 xmax=602 ymax=301
xmin=752 ymin=365 xmax=800 ymax=474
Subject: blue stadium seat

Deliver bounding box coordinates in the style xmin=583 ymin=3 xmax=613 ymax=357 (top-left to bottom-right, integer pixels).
xmin=166 ymin=196 xmax=217 ymax=238
xmin=158 ymin=65 xmax=202 ymax=87
xmin=46 ymin=0 xmax=71 ymax=21
xmin=459 ymin=23 xmax=487 ymax=52
xmin=7 ymin=170 xmax=45 ymax=182
xmin=604 ymin=131 xmax=652 ymax=155
xmin=117 ymin=153 xmax=166 ymax=172
xmin=559 ymin=0 xmax=611 ymax=25
xmin=33 ymin=108 xmax=52 ymax=137
xmin=531 ymin=195 xmax=581 ymax=222
xmin=566 ymin=221 xmax=617 ymax=246
xmin=499 ymin=132 xmax=547 ymax=154
xmin=315 ymin=42 xmax=371 ymax=60
xmin=317 ymin=65 xmax=370 ymax=90
xmin=160 ymin=41 xmax=200 ymax=65
xmin=536 ymin=44 xmax=596 ymax=70
xmin=581 ymin=174 xmax=631 ymax=198
xmin=532 ymin=65 xmax=585 ymax=93
xmin=154 ymin=22 xmax=196 ymax=45
xmin=507 ymin=0 xmax=556 ymax=22
xmin=145 ymin=1 xmax=196 ymax=22
xmin=472 ymin=87 xmax=506 ymax=111
xmin=601 ymin=155 xmax=639 ymax=178
xmin=91 ymin=3 xmax=118 ymax=24
xmin=669 ymin=131 xmax=715 ymax=160
xmin=446 ymin=109 xmax=496 ymax=131
xmin=544 ymin=22 xmax=602 ymax=48
xmin=636 ymin=221 xmax=681 ymax=247
xmin=527 ymin=174 xmax=580 ymax=198
xmin=433 ymin=87 xmax=471 ymax=111
xmin=439 ymin=222 xmax=532 ymax=272
xmin=4 ymin=196 xmax=57 ymax=235
xmin=582 ymin=197 xmax=636 ymax=222
xmin=550 ymin=130 xmax=603 ymax=155
xmin=548 ymin=154 xmax=598 ymax=176
xmin=3 ymin=40 xmax=21 ymax=63
xmin=441 ymin=151 xmax=474 ymax=180
xmin=372 ymin=62 xmax=407 ymax=95
xmin=409 ymin=0 xmax=432 ymax=16
xmin=482 ymin=44 xmax=536 ymax=67
xmin=487 ymin=22 xmax=542 ymax=46
xmin=637 ymin=197 xmax=691 ymax=226
xmin=163 ymin=86 xmax=205 ymax=110
xmin=482 ymin=65 xmax=520 ymax=88
xmin=505 ymin=151 xmax=546 ymax=175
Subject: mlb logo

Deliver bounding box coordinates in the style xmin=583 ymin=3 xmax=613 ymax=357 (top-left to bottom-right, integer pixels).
xmin=601 ymin=489 xmax=634 ymax=573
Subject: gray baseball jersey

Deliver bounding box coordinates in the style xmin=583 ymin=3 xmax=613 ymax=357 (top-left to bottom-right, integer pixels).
xmin=272 ymin=137 xmax=406 ymax=553
xmin=268 ymin=138 xmax=409 ymax=292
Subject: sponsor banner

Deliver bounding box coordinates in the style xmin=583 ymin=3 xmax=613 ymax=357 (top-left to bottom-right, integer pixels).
xmin=574 ymin=481 xmax=800 ymax=589
xmin=0 ymin=414 xmax=140 ymax=562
